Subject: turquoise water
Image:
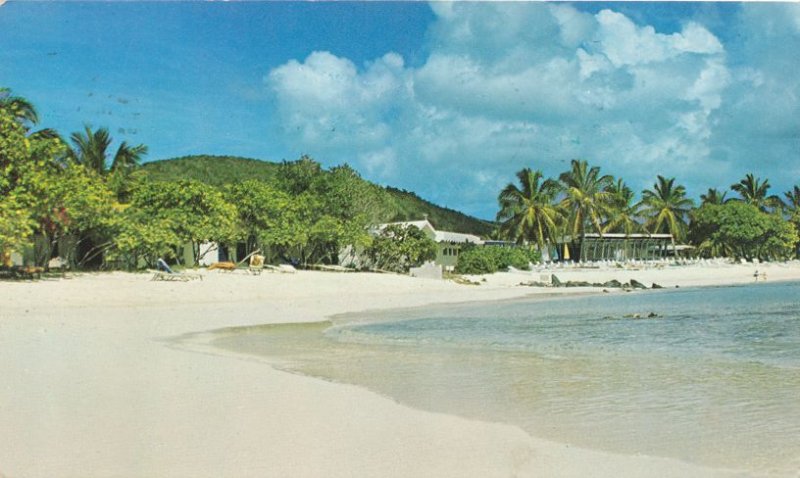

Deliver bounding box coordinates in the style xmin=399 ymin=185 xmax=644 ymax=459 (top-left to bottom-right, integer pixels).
xmin=212 ymin=281 xmax=800 ymax=476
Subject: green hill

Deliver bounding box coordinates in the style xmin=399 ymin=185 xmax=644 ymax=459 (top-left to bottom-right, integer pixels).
xmin=142 ymin=155 xmax=282 ymax=187
xmin=142 ymin=155 xmax=494 ymax=236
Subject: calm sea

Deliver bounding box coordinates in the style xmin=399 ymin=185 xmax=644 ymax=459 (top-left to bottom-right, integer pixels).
xmin=212 ymin=281 xmax=800 ymax=477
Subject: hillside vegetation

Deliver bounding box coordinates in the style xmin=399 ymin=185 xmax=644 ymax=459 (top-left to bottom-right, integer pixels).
xmin=142 ymin=155 xmax=493 ymax=236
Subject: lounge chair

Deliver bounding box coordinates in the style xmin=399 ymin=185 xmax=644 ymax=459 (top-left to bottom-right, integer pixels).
xmin=151 ymin=258 xmax=202 ymax=281
xmin=207 ymin=261 xmax=237 ymax=272
xmin=265 ymin=264 xmax=297 ymax=274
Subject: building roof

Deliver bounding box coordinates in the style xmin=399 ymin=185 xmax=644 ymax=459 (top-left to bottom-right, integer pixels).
xmin=373 ymin=219 xmax=483 ymax=245
xmin=580 ymin=233 xmax=674 ymax=239
xmin=433 ymin=230 xmax=483 ymax=244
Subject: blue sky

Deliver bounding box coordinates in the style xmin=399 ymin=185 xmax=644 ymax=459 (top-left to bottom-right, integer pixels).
xmin=1 ymin=2 xmax=798 ymax=219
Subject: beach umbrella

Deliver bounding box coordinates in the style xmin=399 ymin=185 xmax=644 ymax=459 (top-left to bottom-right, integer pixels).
xmin=563 ymin=244 xmax=570 ymax=260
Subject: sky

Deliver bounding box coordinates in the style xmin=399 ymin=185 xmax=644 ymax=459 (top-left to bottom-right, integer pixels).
xmin=1 ymin=1 xmax=798 ymax=220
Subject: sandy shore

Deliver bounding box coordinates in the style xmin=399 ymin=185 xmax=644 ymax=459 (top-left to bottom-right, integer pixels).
xmin=1 ymin=262 xmax=799 ymax=478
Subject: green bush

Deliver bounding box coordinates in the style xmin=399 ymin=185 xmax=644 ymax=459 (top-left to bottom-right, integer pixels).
xmin=455 ymin=246 xmax=541 ymax=274
xmin=365 ymin=224 xmax=438 ymax=273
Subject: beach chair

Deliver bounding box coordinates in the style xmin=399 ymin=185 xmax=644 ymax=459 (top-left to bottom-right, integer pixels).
xmin=248 ymin=254 xmax=265 ymax=275
xmin=151 ymin=258 xmax=202 ymax=281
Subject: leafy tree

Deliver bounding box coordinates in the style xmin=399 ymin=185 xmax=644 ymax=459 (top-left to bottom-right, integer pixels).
xmin=29 ymin=164 xmax=117 ymax=267
xmin=107 ymin=209 xmax=182 ymax=269
xmin=125 ymin=180 xmax=238 ymax=265
xmin=690 ymin=202 xmax=798 ymax=260
xmin=496 ymin=168 xmax=561 ymax=250
xmin=366 ymin=224 xmax=437 ymax=273
xmin=0 ymin=194 xmax=34 ymax=261
xmin=558 ymin=159 xmax=613 ymax=240
xmin=784 ymin=185 xmax=800 ymax=255
xmin=225 ymin=180 xmax=303 ymax=261
xmin=603 ymin=179 xmax=641 ymax=235
xmin=312 ymin=163 xmax=390 ymax=224
xmin=1 ymin=91 xmax=91 ymax=265
xmin=0 ymin=100 xmax=36 ymax=254
xmin=277 ymin=193 xmax=371 ymax=266
xmin=277 ymin=154 xmax=323 ymax=195
xmin=305 ymin=215 xmax=370 ymax=265
xmin=730 ymin=173 xmax=781 ymax=212
xmin=640 ymin=176 xmax=694 ymax=242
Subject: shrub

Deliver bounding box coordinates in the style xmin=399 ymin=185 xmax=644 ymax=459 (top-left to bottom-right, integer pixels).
xmin=365 ymin=224 xmax=437 ymax=273
xmin=455 ymin=245 xmax=541 ymax=274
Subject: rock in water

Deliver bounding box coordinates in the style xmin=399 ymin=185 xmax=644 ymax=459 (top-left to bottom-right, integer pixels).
xmin=651 ymin=283 xmax=664 ymax=289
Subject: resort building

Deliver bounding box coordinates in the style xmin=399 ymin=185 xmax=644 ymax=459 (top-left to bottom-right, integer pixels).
xmin=556 ymin=233 xmax=675 ymax=262
xmin=342 ymin=219 xmax=484 ymax=272
xmin=372 ymin=219 xmax=483 ymax=271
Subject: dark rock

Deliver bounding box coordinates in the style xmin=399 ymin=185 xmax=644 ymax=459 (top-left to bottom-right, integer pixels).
xmin=651 ymin=283 xmax=664 ymax=289
xmin=603 ymin=279 xmax=623 ymax=288
xmin=565 ymin=281 xmax=592 ymax=287
xmin=630 ymin=279 xmax=648 ymax=290
xmin=551 ymin=274 xmax=562 ymax=287
xmin=648 ymin=312 xmax=659 ymax=318
xmin=520 ymin=281 xmax=551 ymax=287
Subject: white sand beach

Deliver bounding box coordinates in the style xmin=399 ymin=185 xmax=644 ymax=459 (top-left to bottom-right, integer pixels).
xmin=2 ymin=262 xmax=799 ymax=478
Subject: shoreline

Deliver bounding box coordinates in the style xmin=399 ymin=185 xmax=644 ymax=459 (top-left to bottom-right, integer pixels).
xmin=2 ymin=264 xmax=799 ymax=477
xmin=193 ymin=278 xmax=800 ymax=478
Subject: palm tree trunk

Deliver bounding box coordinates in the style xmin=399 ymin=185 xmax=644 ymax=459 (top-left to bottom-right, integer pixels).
xmin=671 ymin=234 xmax=677 ymax=259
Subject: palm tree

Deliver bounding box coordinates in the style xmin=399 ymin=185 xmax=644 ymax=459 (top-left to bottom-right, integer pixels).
xmin=782 ymin=185 xmax=800 ymax=215
xmin=496 ymin=168 xmax=561 ymax=251
xmin=0 ymin=87 xmax=65 ymax=168
xmin=700 ymin=187 xmax=727 ymax=206
xmin=640 ymin=176 xmax=694 ymax=247
xmin=69 ymin=125 xmax=147 ymax=174
xmin=731 ymin=173 xmax=780 ymax=212
xmin=110 ymin=141 xmax=148 ymax=172
xmin=558 ymin=159 xmax=613 ymax=258
xmin=603 ymin=179 xmax=641 ymax=235
xmin=0 ymin=87 xmax=39 ymax=125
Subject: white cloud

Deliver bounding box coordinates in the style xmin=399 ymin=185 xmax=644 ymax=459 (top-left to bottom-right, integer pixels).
xmin=266 ymin=3 xmax=797 ymax=218
xmin=594 ymin=10 xmax=723 ymax=68
xmin=266 ymin=51 xmax=407 ymax=152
